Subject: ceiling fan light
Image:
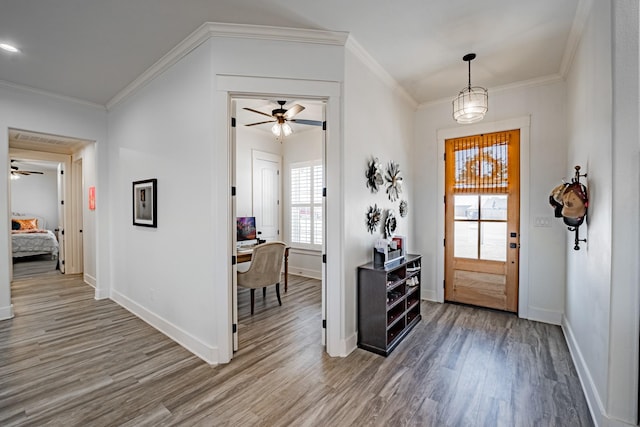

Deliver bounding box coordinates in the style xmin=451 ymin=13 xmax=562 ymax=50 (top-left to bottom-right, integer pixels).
xmin=10 ymin=174 xmax=20 ymax=180
xmin=452 ymin=86 xmax=488 ymax=124
xmin=282 ymin=122 xmax=293 ymax=137
xmin=271 ymin=123 xmax=282 ymax=137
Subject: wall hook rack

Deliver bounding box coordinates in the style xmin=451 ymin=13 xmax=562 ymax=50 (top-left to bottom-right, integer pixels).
xmin=568 ymin=224 xmax=587 ymax=250
xmin=567 ymin=165 xmax=588 ymax=250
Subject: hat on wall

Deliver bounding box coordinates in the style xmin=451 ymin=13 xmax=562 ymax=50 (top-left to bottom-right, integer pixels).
xmin=549 ymin=183 xmax=568 ymax=218
xmin=561 ymin=182 xmax=588 ymax=224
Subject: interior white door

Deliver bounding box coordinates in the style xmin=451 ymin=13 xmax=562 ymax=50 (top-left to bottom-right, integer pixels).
xmin=231 ymin=109 xmax=239 ymax=352
xmin=56 ymin=163 xmax=65 ymax=273
xmin=321 ymin=113 xmax=327 ymax=346
xmin=252 ymin=150 xmax=281 ymax=242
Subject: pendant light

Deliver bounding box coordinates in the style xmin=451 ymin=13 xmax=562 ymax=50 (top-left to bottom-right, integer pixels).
xmin=452 ymin=53 xmax=488 ymax=124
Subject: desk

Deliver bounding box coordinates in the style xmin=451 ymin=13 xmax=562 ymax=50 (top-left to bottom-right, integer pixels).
xmin=237 ymin=246 xmax=290 ymax=292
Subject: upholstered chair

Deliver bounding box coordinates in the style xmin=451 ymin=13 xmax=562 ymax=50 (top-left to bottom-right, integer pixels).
xmin=237 ymin=241 xmax=286 ymax=314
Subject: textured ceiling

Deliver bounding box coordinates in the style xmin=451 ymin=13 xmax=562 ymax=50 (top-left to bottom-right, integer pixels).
xmin=0 ymin=0 xmax=583 ymax=107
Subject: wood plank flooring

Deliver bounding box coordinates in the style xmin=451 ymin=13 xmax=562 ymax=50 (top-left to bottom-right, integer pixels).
xmin=0 ymin=273 xmax=593 ymax=426
xmin=12 ymin=256 xmax=59 ymax=279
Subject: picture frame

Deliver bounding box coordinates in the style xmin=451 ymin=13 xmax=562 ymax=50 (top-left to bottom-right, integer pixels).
xmin=133 ymin=179 xmax=157 ymax=227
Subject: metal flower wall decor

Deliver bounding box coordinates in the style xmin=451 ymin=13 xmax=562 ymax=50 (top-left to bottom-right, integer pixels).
xmin=366 ymin=204 xmax=382 ymax=234
xmin=365 ymin=157 xmax=384 ymax=193
xmin=385 ymin=161 xmax=403 ymax=202
xmin=384 ymin=210 xmax=397 ymax=238
xmin=399 ymin=200 xmax=408 ymax=217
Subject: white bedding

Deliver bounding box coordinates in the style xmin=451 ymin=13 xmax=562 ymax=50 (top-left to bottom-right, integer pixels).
xmin=12 ymin=230 xmax=59 ymax=259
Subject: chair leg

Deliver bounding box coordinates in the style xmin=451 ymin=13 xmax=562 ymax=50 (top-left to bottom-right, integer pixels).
xmin=275 ymin=283 xmax=282 ymax=306
xmin=250 ymin=289 xmax=255 ymax=315
xmin=263 ymin=287 xmax=266 ymax=299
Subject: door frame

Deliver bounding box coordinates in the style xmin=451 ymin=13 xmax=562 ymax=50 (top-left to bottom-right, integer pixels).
xmin=71 ymin=157 xmax=84 ymax=274
xmin=9 ymin=148 xmax=74 ymax=273
xmin=436 ymin=116 xmax=531 ymax=317
xmin=215 ymin=75 xmax=342 ymax=363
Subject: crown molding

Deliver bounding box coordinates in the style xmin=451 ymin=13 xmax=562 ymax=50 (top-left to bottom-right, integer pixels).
xmin=205 ymin=22 xmax=348 ymax=45
xmin=417 ymin=73 xmax=565 ymax=110
xmin=560 ymin=0 xmax=594 ymax=78
xmin=345 ymin=36 xmax=418 ymax=109
xmin=0 ymin=79 xmax=105 ymax=110
xmin=107 ymin=22 xmax=349 ymax=110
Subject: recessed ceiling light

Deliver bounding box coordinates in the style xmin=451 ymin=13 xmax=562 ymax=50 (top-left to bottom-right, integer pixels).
xmin=0 ymin=43 xmax=20 ymax=53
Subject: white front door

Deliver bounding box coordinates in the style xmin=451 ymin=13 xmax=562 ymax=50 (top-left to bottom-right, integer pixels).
xmin=252 ymin=150 xmax=281 ymax=242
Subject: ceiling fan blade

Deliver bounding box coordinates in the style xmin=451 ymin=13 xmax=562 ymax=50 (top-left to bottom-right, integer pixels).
xmin=243 ymin=107 xmax=274 ymax=118
xmin=245 ymin=120 xmax=276 ymax=127
xmin=284 ymin=104 xmax=305 ymax=119
xmin=290 ymin=119 xmax=323 ymax=127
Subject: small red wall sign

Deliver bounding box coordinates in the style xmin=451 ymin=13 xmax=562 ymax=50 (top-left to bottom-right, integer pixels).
xmin=89 ymin=186 xmax=96 ymax=210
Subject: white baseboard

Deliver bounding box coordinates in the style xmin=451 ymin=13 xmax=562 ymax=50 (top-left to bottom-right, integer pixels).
xmin=421 ymin=288 xmax=438 ymax=302
xmin=288 ymin=267 xmax=321 ymax=280
xmin=94 ymin=286 xmax=110 ymax=300
xmin=525 ymin=305 xmax=563 ymax=325
xmin=111 ymin=290 xmax=219 ymax=365
xmin=562 ymin=315 xmax=606 ymax=427
xmin=0 ymin=304 xmax=14 ymax=320
xmin=84 ymin=273 xmax=96 ymax=288
xmin=340 ymin=332 xmax=358 ymax=356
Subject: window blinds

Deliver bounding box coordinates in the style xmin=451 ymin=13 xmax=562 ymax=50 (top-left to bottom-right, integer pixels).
xmin=452 ymin=132 xmax=511 ymax=194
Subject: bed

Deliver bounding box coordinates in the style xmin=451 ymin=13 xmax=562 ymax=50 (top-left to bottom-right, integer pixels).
xmin=11 ymin=215 xmax=59 ymax=260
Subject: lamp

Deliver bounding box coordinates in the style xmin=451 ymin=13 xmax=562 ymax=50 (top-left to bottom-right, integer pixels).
xmin=452 ymin=53 xmax=488 ymax=124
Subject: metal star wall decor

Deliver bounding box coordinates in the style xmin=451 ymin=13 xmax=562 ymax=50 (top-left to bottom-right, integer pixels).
xmin=385 ymin=161 xmax=403 ymax=202
xmin=366 ymin=157 xmax=384 ymax=193
xmin=384 ymin=209 xmax=397 ymax=238
xmin=399 ymin=200 xmax=408 ymax=217
xmin=366 ymin=204 xmax=382 ymax=234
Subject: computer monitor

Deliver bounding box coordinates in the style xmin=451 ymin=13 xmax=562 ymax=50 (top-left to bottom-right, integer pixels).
xmin=236 ymin=216 xmax=257 ymax=246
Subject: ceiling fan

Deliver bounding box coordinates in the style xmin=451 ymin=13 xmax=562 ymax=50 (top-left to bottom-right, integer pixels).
xmin=243 ymin=100 xmax=323 ymax=138
xmin=10 ymin=160 xmax=44 ymax=177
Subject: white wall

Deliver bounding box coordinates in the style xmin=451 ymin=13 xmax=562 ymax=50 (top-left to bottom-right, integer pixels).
xmin=0 ymin=83 xmax=107 ymax=320
xmin=74 ymin=143 xmax=98 ymax=286
xmin=344 ymin=42 xmax=416 ymax=348
xmin=564 ymin=0 xmax=639 ymax=424
xmin=10 ymin=164 xmax=58 ymax=229
xmin=414 ymin=80 xmax=568 ymax=322
xmin=107 ymin=40 xmax=218 ymax=362
xmin=108 ymin=29 xmax=346 ymax=363
xmin=283 ymin=127 xmax=323 ymax=278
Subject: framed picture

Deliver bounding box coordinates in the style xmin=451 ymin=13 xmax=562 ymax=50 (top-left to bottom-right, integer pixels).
xmin=133 ymin=179 xmax=157 ymax=227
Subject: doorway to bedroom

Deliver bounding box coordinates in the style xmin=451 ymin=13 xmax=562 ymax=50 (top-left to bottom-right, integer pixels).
xmin=231 ymin=96 xmax=326 ymax=353
xmin=8 ymin=128 xmax=93 ymax=281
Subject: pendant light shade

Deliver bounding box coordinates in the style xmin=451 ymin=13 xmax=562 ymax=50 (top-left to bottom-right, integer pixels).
xmin=452 ymin=53 xmax=488 ymax=124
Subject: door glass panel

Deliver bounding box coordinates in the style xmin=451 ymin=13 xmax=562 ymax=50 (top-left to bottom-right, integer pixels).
xmin=454 ymin=195 xmax=479 ymax=220
xmin=454 ymin=221 xmax=478 ymax=259
xmin=480 ymin=195 xmax=507 ymax=220
xmin=480 ymin=222 xmax=507 ymax=261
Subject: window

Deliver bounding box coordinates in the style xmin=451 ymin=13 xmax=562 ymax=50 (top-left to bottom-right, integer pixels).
xmin=290 ymin=160 xmax=323 ymax=248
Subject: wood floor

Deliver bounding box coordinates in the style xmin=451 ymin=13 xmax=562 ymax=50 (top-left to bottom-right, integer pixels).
xmin=0 ymin=273 xmax=593 ymax=426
